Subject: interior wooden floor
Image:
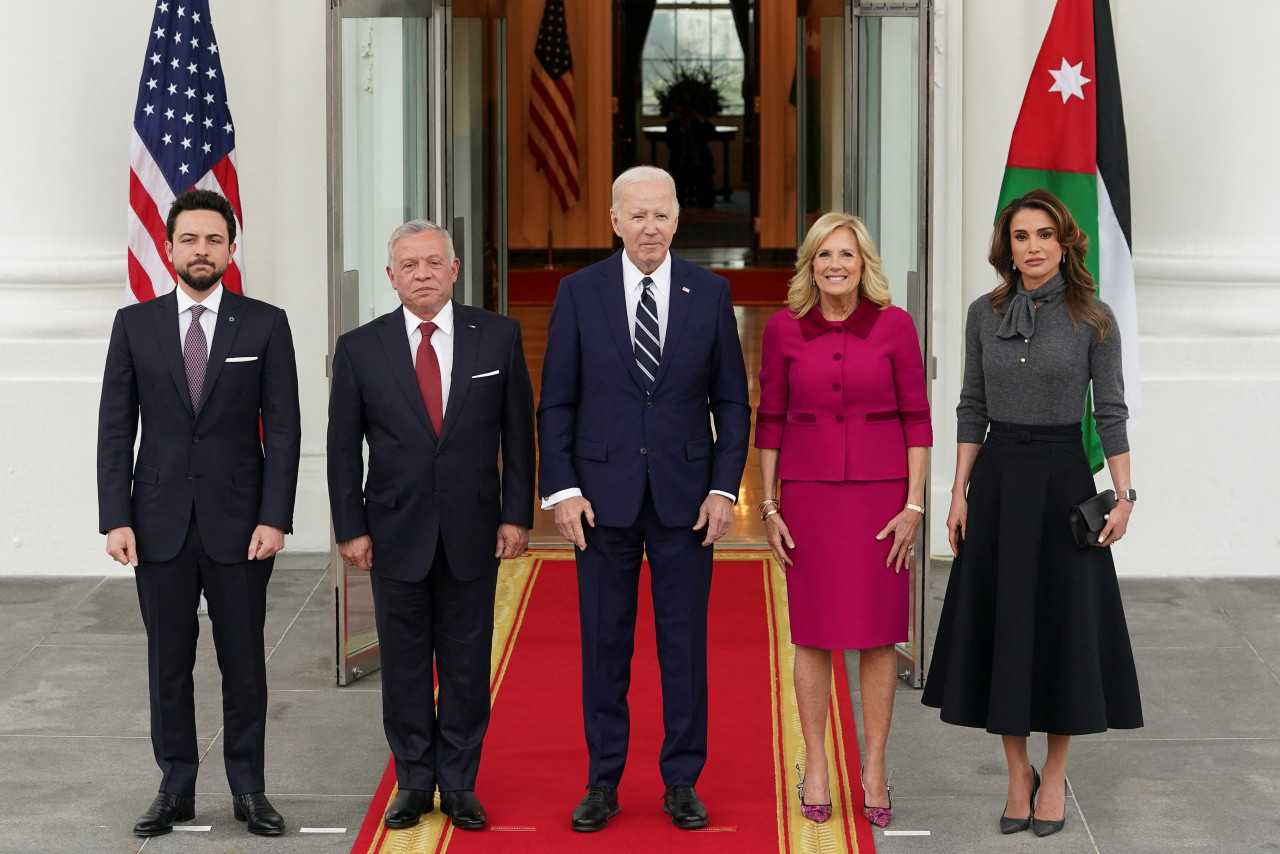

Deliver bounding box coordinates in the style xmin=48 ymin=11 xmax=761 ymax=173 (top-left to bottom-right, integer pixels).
xmin=511 ymin=303 xmax=771 ymax=548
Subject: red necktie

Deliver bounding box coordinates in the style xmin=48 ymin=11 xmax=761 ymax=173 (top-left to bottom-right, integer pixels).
xmin=415 ymin=321 xmax=444 ymax=435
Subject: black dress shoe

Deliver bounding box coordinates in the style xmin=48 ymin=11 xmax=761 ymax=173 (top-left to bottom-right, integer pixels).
xmin=571 ymin=786 xmax=620 ymax=832
xmin=1000 ymin=766 xmax=1040 ymax=834
xmin=440 ymin=790 xmax=487 ymax=830
xmin=384 ymin=788 xmax=433 ymax=829
xmin=232 ymin=792 xmax=285 ymax=836
xmin=662 ymin=785 xmax=708 ymax=829
xmin=134 ymin=791 xmax=195 ymax=836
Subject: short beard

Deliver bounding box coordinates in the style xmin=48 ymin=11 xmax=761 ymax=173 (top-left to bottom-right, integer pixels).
xmin=177 ymin=265 xmax=224 ymax=292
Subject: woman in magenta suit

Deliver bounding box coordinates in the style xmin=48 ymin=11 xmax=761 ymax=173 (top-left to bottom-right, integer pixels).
xmin=756 ymin=212 xmax=931 ymax=828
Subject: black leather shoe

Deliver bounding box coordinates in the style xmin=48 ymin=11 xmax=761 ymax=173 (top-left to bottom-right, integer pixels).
xmin=384 ymin=788 xmax=433 ymax=829
xmin=232 ymin=792 xmax=285 ymax=836
xmin=662 ymin=785 xmax=708 ymax=829
xmin=134 ymin=792 xmax=195 ymax=836
xmin=440 ymin=790 xmax=487 ymax=830
xmin=571 ymin=786 xmax=620 ymax=832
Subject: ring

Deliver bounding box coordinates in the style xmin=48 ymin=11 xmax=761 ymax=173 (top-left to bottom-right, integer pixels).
xmin=907 ymin=545 xmax=915 ymax=552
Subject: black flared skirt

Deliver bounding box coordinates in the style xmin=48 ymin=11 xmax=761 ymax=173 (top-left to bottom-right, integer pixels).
xmin=920 ymin=422 xmax=1143 ymax=736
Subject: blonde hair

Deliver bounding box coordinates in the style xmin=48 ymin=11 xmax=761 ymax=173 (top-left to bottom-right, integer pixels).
xmin=787 ymin=212 xmax=892 ymax=316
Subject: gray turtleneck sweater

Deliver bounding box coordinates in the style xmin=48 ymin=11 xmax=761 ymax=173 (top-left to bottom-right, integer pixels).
xmin=956 ymin=287 xmax=1129 ymax=457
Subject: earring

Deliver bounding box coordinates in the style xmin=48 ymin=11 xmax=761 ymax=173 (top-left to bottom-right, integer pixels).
xmin=1011 ymin=259 xmax=1017 ymax=270
xmin=811 ymin=277 xmax=818 ymax=289
xmin=1062 ymin=253 xmax=1066 ymax=263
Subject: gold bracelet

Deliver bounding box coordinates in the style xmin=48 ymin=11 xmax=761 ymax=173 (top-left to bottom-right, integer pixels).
xmin=761 ymin=507 xmax=779 ymax=521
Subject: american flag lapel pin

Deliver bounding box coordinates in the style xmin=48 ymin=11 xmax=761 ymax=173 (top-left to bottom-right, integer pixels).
xmin=682 ymin=286 xmax=690 ymax=294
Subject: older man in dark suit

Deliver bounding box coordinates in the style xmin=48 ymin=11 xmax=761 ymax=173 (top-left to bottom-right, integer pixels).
xmin=97 ymin=188 xmax=301 ymax=837
xmin=538 ymin=166 xmax=752 ymax=832
xmin=327 ymin=220 xmax=535 ymax=831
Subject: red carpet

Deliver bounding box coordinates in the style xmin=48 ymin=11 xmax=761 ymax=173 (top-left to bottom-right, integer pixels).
xmin=352 ymin=554 xmax=875 ymax=854
xmin=510 ymin=268 xmax=791 ymax=306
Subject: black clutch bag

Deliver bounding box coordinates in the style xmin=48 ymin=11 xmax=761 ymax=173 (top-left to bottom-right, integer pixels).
xmin=1068 ymin=489 xmax=1117 ymax=548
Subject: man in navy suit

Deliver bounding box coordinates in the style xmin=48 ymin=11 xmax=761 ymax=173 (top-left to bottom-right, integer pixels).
xmin=538 ymin=166 xmax=751 ymax=832
xmin=97 ymin=189 xmax=301 ymax=837
xmin=327 ymin=221 xmax=535 ymax=831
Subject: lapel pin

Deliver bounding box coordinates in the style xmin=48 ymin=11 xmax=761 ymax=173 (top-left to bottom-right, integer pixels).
xmin=682 ymin=286 xmax=690 ymax=293
xmin=228 ymin=316 xmax=236 ymax=322
xmin=467 ymin=323 xmax=476 ymax=329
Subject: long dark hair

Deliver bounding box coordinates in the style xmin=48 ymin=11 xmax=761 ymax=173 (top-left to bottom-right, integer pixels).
xmin=988 ymin=188 xmax=1110 ymax=340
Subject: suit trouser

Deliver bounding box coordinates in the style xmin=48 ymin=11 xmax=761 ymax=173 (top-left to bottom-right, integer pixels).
xmin=576 ymin=484 xmax=714 ymax=788
xmin=133 ymin=512 xmax=273 ymax=796
xmin=370 ymin=537 xmax=498 ymax=792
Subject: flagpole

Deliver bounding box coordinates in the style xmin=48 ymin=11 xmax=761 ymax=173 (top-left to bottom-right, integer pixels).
xmin=545 ymin=182 xmax=555 ymax=269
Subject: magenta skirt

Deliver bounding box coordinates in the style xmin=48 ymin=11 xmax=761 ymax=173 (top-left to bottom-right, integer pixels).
xmin=780 ymin=478 xmax=909 ymax=650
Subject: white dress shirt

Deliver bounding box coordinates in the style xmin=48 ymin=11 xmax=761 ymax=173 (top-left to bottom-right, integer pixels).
xmin=541 ymin=253 xmax=734 ymax=509
xmin=176 ymin=284 xmax=223 ymax=356
xmin=403 ymin=301 xmax=455 ymax=418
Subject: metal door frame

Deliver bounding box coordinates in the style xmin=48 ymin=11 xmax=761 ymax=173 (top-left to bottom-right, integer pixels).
xmin=325 ymin=0 xmax=448 ymax=685
xmin=797 ymin=0 xmax=934 ymax=686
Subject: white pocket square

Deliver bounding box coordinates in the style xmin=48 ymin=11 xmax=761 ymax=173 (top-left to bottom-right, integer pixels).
xmin=225 ymin=356 xmax=258 ymax=363
xmin=471 ymin=369 xmax=500 ymax=379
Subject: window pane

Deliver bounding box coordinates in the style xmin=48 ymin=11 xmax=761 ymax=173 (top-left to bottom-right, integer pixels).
xmin=674 ymin=10 xmax=712 ymax=60
xmin=712 ymin=59 xmax=744 ymax=115
xmin=646 ymin=10 xmax=675 ymax=61
xmin=710 ymin=9 xmax=743 ymax=59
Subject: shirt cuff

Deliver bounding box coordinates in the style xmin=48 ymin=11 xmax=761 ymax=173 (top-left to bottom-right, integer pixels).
xmin=709 ymin=489 xmax=737 ymax=504
xmin=540 ymin=487 xmax=582 ymax=510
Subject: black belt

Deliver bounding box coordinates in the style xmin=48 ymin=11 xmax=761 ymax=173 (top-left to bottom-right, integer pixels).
xmin=987 ymin=421 xmax=1081 ymax=444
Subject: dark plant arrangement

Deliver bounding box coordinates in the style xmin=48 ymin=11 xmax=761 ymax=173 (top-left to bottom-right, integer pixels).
xmin=654 ymin=60 xmax=725 ymax=118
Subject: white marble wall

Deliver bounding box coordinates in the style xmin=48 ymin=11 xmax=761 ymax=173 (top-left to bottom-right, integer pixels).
xmin=929 ymin=0 xmax=1280 ymax=576
xmin=0 ymin=0 xmax=330 ymax=576
xmin=1 ymin=0 xmax=1276 ymax=577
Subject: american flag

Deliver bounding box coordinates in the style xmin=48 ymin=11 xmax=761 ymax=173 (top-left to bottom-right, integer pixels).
xmin=527 ymin=0 xmax=580 ymax=212
xmin=128 ymin=0 xmax=243 ymax=303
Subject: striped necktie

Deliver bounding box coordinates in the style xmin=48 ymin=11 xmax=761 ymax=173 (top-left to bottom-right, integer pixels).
xmin=634 ymin=276 xmax=661 ymax=389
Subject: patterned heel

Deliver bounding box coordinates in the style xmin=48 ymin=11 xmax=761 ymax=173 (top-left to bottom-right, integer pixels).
xmin=1000 ymin=765 xmax=1040 ymax=834
xmin=795 ymin=763 xmax=832 ymax=823
xmin=861 ymin=769 xmax=894 ymax=828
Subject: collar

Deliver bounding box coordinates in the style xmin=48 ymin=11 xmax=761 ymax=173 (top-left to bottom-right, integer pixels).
xmin=176 ymin=283 xmax=224 ymax=316
xmin=797 ymin=295 xmax=881 ymax=341
xmin=621 ymin=251 xmax=672 ymax=299
xmin=403 ymin=300 xmax=455 ymax=338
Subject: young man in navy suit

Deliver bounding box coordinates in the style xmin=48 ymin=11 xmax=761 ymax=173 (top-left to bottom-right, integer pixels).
xmin=538 ymin=166 xmax=752 ymax=831
xmin=97 ymin=189 xmax=301 ymax=837
xmin=327 ymin=221 xmax=535 ymax=831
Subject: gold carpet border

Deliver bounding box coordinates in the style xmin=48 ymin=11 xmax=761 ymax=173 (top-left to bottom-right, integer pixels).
xmin=765 ymin=555 xmax=861 ymax=854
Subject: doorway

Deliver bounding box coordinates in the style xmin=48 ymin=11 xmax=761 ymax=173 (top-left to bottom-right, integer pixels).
xmin=326 ymin=0 xmax=933 ymax=686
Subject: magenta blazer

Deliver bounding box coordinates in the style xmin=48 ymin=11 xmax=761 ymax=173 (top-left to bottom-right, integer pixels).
xmin=755 ymin=299 xmax=932 ymax=482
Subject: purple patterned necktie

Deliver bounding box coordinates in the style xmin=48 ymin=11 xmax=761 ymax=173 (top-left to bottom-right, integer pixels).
xmin=184 ymin=304 xmax=208 ymax=412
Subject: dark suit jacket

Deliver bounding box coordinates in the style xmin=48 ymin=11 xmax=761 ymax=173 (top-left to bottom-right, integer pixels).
xmin=327 ymin=302 xmax=536 ymax=582
xmin=537 ymin=250 xmax=752 ymax=529
xmin=97 ymin=289 xmax=302 ymax=565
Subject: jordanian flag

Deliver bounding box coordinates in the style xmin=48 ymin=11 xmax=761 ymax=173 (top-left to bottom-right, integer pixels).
xmin=997 ymin=0 xmax=1140 ymax=473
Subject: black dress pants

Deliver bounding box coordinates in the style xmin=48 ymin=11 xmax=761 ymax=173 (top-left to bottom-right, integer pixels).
xmin=133 ymin=513 xmax=273 ymax=796
xmin=370 ymin=537 xmax=498 ymax=792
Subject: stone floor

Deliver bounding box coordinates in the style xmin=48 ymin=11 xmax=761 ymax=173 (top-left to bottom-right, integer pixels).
xmin=1 ymin=558 xmax=1277 ymax=853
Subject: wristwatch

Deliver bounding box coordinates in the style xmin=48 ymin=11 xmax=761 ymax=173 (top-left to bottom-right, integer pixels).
xmin=1118 ymin=488 xmax=1137 ymax=502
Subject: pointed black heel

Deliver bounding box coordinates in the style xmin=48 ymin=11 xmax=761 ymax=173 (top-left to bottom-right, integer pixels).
xmin=999 ymin=766 xmax=1039 ymax=834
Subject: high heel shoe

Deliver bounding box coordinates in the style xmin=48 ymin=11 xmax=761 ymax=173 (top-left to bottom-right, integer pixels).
xmin=795 ymin=763 xmax=832 ymax=823
xmin=999 ymin=765 xmax=1040 ymax=834
xmin=1031 ymin=775 xmax=1066 ymax=837
xmin=860 ymin=769 xmax=893 ymax=828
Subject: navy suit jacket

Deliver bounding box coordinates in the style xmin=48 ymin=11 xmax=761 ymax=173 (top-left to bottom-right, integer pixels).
xmin=537 ymin=250 xmax=752 ymax=529
xmin=327 ymin=302 xmax=536 ymax=582
xmin=96 ymin=289 xmax=302 ymax=565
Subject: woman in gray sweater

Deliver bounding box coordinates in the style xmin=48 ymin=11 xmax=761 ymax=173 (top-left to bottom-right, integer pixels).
xmin=921 ymin=189 xmax=1142 ymax=838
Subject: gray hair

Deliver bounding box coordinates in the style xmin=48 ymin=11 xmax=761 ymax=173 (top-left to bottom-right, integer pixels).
xmin=386 ymin=219 xmax=455 ymax=269
xmin=611 ymin=166 xmax=680 ymax=217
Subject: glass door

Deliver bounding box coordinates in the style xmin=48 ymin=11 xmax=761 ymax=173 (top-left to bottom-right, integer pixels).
xmin=796 ymin=0 xmax=932 ymax=686
xmin=327 ymin=0 xmax=443 ymax=685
